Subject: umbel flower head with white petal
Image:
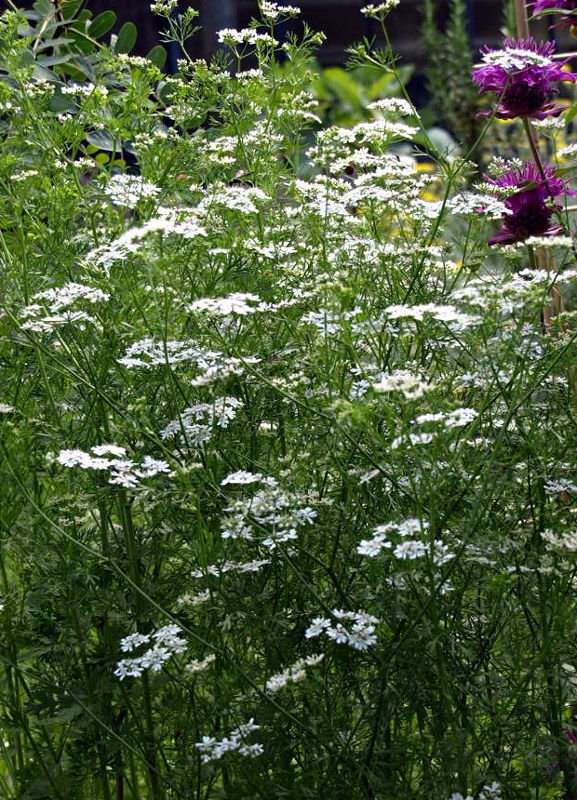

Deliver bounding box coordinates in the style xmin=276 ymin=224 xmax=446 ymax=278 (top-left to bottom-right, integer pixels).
xmin=472 ymin=37 xmax=575 ymax=120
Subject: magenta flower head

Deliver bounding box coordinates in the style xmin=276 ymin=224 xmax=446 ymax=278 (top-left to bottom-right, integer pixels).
xmin=532 ymin=0 xmax=577 ymax=29
xmin=472 ymin=37 xmax=575 ymax=120
xmin=485 ymin=162 xmax=572 ymax=245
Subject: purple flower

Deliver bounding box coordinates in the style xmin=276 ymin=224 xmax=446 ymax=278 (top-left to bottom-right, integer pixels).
xmin=532 ymin=0 xmax=577 ymax=28
xmin=485 ymin=162 xmax=571 ymax=245
xmin=472 ymin=37 xmax=575 ymax=120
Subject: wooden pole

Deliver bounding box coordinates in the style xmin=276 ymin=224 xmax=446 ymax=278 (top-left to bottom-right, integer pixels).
xmin=513 ymin=0 xmax=530 ymax=37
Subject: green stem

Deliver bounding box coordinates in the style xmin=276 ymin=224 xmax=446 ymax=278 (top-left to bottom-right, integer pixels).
xmin=129 ymin=752 xmax=141 ymax=800
xmin=141 ymin=672 xmax=163 ymax=800
xmin=522 ymin=117 xmax=547 ymax=181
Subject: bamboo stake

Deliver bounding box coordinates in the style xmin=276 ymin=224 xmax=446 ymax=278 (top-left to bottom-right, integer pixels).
xmin=513 ymin=0 xmax=530 ymax=36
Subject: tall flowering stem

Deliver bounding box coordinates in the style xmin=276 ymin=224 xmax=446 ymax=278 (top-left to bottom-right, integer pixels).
xmin=521 ymin=119 xmax=568 ymax=327
xmin=522 ymin=116 xmax=548 ymax=182
xmin=472 ymin=11 xmax=574 ymax=326
xmin=514 ymin=28 xmax=570 ymax=327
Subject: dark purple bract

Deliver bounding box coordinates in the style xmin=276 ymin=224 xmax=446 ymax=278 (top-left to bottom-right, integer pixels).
xmin=485 ymin=162 xmax=570 ymax=245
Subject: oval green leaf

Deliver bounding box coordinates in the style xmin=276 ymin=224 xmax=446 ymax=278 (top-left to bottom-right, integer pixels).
xmin=114 ymin=22 xmax=137 ymax=54
xmin=60 ymin=0 xmax=84 ymax=18
xmin=86 ymin=129 xmax=118 ymax=152
xmin=147 ymin=45 xmax=167 ymax=70
xmin=89 ymin=11 xmax=117 ymax=39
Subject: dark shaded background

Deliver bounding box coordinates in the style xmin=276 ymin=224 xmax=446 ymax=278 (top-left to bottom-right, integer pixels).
xmin=4 ymin=0 xmax=559 ymax=111
xmin=1 ymin=0 xmax=517 ymax=69
xmin=71 ymin=0 xmax=443 ymax=66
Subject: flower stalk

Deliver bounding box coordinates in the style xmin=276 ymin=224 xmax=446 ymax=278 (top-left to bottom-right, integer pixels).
xmin=507 ymin=0 xmax=569 ymax=330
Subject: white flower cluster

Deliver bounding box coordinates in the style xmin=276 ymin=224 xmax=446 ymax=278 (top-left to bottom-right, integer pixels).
xmin=367 ymin=98 xmax=415 ymax=117
xmin=176 ymin=589 xmax=211 ymax=608
xmin=358 ymin=518 xmax=423 ymax=557
xmin=10 ymin=169 xmax=39 ymax=182
xmin=85 ymin=211 xmax=207 ymax=272
xmin=0 ymin=99 xmax=19 ymax=116
xmin=150 ymin=0 xmax=178 ymax=15
xmin=479 ymin=46 xmax=552 ymax=70
xmin=114 ymin=624 xmax=187 ymax=679
xmin=187 ymin=293 xmax=264 ymax=316
xmin=61 ymin=82 xmax=107 ymax=98
xmin=56 ymin=445 xmax=171 ymax=488
xmin=484 ymin=156 xmax=524 ymax=178
xmin=524 ymin=235 xmax=573 ymax=248
xmin=385 ymin=302 xmax=479 ymax=329
xmin=103 ymin=174 xmax=161 ymax=208
xmin=308 ymin=118 xmax=418 ymax=167
xmin=198 ymin=185 xmax=269 ymax=215
xmin=185 ymin=654 xmax=217 ymax=674
xmin=191 ymin=558 xmax=271 ymax=578
xmin=541 ymin=528 xmax=577 ymax=552
xmin=305 ymin=609 xmax=379 ymax=651
xmin=23 ymin=78 xmax=56 ymax=101
xmin=450 ymin=782 xmax=501 ymax=800
xmin=201 ymin=134 xmax=236 ymax=166
xmin=20 ymin=282 xmax=109 ymax=333
xmin=479 ymin=784 xmax=502 ymax=800
xmin=346 ymin=155 xmax=417 ymax=181
xmin=413 ymin=407 xmax=479 ymax=430
xmin=217 ymin=28 xmax=277 ymax=47
xmin=358 ymin=518 xmax=454 ymax=565
xmin=355 ymin=119 xmax=419 ymax=146
xmin=161 ymin=396 xmax=243 ymax=446
xmin=195 ymin=719 xmax=263 ymax=763
xmin=544 ymin=478 xmax=577 ymax=496
xmin=390 ymin=432 xmax=434 ymax=449
xmin=116 ymin=54 xmax=151 ymax=68
xmin=371 ymin=369 xmax=432 ymax=400
xmin=236 ymin=67 xmax=265 ymax=82
xmin=275 ymin=91 xmax=321 ymax=126
xmin=449 ymin=271 xmax=572 ymax=315
xmin=118 ymin=339 xmax=260 ymax=383
xmin=343 ymin=184 xmax=396 ymax=208
xmin=450 ymin=192 xmax=511 ymax=219
xmin=302 ymin=307 xmax=362 ymax=336
xmin=118 ymin=338 xmax=202 ymax=368
xmin=220 ymin=478 xmax=317 ymax=547
xmin=559 ymin=143 xmax=577 ymax=158
xmin=361 ymin=0 xmax=400 ymax=18
xmin=221 ymin=470 xmax=263 ymax=486
xmin=190 ymin=354 xmax=261 ymax=386
xmin=260 ymin=1 xmax=301 ymax=21
xmin=265 ymin=653 xmax=324 ymax=693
